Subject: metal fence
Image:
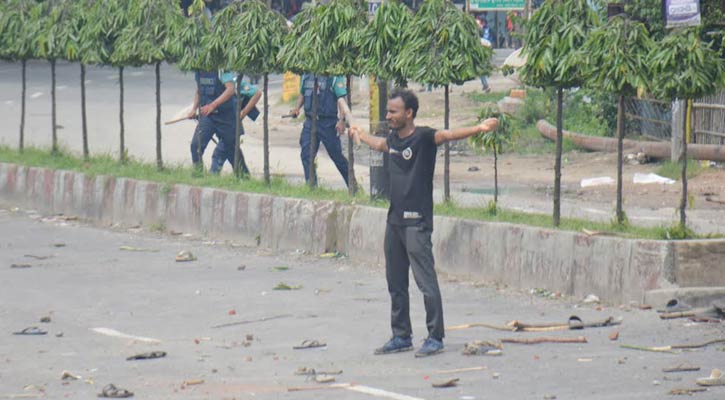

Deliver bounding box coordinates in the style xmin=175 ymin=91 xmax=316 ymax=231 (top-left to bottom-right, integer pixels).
xmin=624 ymin=89 xmax=725 ymax=145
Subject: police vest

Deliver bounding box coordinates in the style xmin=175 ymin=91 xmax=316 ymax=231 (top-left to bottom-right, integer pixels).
xmin=302 ymin=75 xmax=338 ymax=119
xmin=196 ymin=71 xmax=236 ymax=118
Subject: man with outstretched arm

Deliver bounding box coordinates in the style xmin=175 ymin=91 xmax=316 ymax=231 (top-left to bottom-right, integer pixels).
xmin=348 ymin=89 xmax=499 ymax=357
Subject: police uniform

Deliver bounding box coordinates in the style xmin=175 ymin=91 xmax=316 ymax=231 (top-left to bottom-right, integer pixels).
xmin=299 ymin=74 xmax=349 ymax=186
xmin=190 ymin=71 xmax=246 ymax=173
xmin=210 ymin=78 xmax=260 ymax=174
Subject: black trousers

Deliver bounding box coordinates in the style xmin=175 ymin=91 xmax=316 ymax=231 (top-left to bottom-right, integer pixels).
xmin=384 ymin=223 xmax=444 ymax=341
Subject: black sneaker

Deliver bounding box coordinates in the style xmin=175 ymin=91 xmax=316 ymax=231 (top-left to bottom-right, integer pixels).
xmin=415 ymin=337 xmax=444 ymax=357
xmin=374 ymin=336 xmax=413 ymax=355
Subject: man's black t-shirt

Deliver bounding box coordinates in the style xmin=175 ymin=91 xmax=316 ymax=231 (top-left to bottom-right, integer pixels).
xmin=385 ymin=126 xmax=438 ymax=229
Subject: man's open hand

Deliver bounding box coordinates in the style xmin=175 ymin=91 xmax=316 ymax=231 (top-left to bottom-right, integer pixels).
xmin=478 ymin=117 xmax=499 ymax=132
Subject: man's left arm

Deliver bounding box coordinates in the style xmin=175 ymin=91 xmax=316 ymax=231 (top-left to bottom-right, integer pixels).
xmin=333 ymin=76 xmax=349 ymax=134
xmin=434 ymin=117 xmax=499 ymax=145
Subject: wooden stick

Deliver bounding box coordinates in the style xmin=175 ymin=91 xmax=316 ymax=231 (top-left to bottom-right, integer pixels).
xmin=671 ymin=338 xmax=725 ymax=349
xmin=448 ymin=316 xmax=621 ymax=332
xmin=164 ymin=115 xmax=192 ymax=125
xmin=668 ymin=388 xmax=707 ymax=395
xmin=435 ymin=366 xmax=486 ymax=374
xmin=211 ymin=314 xmax=292 ymax=329
xmin=659 ymin=308 xmax=712 ymax=320
xmin=500 ymin=336 xmax=587 ymax=344
xmin=287 ymin=383 xmax=351 ymax=392
xmin=663 ymin=365 xmax=701 ymax=373
xmin=446 ymin=322 xmax=513 ymax=332
xmin=620 ymin=344 xmax=677 ymax=353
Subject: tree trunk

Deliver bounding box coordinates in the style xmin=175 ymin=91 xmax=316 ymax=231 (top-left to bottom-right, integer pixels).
xmin=263 ymin=73 xmax=270 ymax=185
xmin=20 ymin=59 xmax=26 ymax=152
xmin=51 ymin=59 xmax=58 ymax=154
xmin=155 ymin=62 xmax=163 ymax=170
xmin=81 ymin=64 xmax=89 ymax=160
xmin=680 ymin=99 xmax=690 ymax=227
xmin=119 ymin=66 xmax=126 ymax=163
xmin=553 ymin=87 xmax=563 ymax=227
xmin=234 ymin=77 xmax=243 ymax=178
xmin=493 ymin=141 xmax=498 ymax=207
xmin=346 ymin=74 xmax=357 ymax=196
xmin=444 ymin=84 xmax=450 ymax=202
xmin=616 ymin=94 xmax=624 ymax=224
xmin=309 ymin=76 xmax=319 ymax=188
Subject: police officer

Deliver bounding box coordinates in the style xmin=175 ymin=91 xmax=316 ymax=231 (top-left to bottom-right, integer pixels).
xmin=187 ymin=70 xmax=246 ymax=174
xmin=210 ymin=76 xmax=262 ymax=174
xmin=289 ymin=74 xmax=349 ymax=186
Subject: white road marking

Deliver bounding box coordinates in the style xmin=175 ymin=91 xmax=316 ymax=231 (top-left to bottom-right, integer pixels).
xmin=91 ymin=327 xmax=161 ymax=344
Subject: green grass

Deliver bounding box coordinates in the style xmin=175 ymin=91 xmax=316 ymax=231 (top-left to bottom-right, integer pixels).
xmin=655 ymin=159 xmax=704 ymax=181
xmin=0 ymin=145 xmax=704 ymax=240
xmin=467 ymin=91 xmax=507 ymax=104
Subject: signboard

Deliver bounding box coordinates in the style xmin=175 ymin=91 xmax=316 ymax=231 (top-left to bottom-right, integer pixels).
xmin=281 ymin=72 xmax=300 ymax=103
xmin=470 ymin=0 xmax=525 ymax=10
xmin=368 ymin=0 xmax=382 ymax=16
xmin=664 ymin=0 xmax=701 ymax=28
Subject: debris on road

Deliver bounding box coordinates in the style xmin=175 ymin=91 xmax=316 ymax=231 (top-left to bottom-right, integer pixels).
xmin=12 ymin=327 xmax=47 ymax=335
xmin=175 ymin=250 xmax=197 ymax=262
xmin=315 ymin=375 xmax=336 ymax=383
xmin=668 ymin=387 xmax=707 ymax=395
xmin=609 ymin=330 xmax=620 ymax=341
xmin=449 ymin=316 xmax=620 ymax=332
xmin=119 ymin=246 xmax=159 ymax=253
xmin=39 ymin=316 xmax=51 ymax=323
xmin=462 ymin=340 xmax=502 ymax=356
xmin=620 ymin=344 xmax=677 ymax=354
xmin=237 ymin=265 xmax=246 ymax=271
xmin=10 ymin=263 xmax=32 ymax=269
xmin=98 ymin=383 xmax=134 ymax=398
xmin=24 ymin=254 xmax=52 ymax=260
xmin=91 ymin=328 xmax=161 ymax=344
xmin=182 ymin=379 xmax=204 ymax=386
xmin=432 ymin=378 xmax=459 ymax=388
xmin=61 ymin=370 xmax=82 ymax=380
xmin=580 ymin=176 xmax=614 ymax=188
xmin=53 ymin=242 xmax=66 ymax=247
xmin=633 ymin=173 xmax=675 ymax=185
xmin=663 ymin=363 xmax=701 ymax=373
xmin=500 ymin=336 xmax=587 ymax=345
xmin=272 ymin=266 xmax=289 ymax=271
xmin=126 ymin=351 xmax=166 ymax=361
xmin=293 ymin=339 xmax=326 ymax=350
xmin=435 ymin=366 xmax=486 ymax=374
xmin=583 ymin=294 xmax=600 ymax=304
xmin=210 ymin=314 xmax=292 ymax=329
xmin=274 ymin=282 xmax=302 ymax=290
xmin=696 ymin=368 xmax=725 ymax=386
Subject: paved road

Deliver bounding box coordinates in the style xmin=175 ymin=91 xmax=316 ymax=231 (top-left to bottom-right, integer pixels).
xmin=1 ymin=206 xmax=723 ymax=399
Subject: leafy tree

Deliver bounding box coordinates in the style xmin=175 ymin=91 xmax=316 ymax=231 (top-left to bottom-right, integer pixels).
xmin=278 ymin=5 xmax=330 ymax=188
xmin=582 ymin=16 xmax=654 ymax=225
xmin=0 ymin=0 xmax=36 ymax=152
xmin=32 ymin=0 xmax=81 ymax=154
xmin=469 ymin=104 xmax=512 ymax=211
xmin=315 ymin=0 xmax=367 ymax=195
xmin=80 ymin=0 xmax=133 ymax=163
xmin=227 ymin=0 xmax=288 ymax=185
xmin=648 ymin=28 xmax=725 ymax=228
xmin=520 ymin=0 xmax=601 ymax=226
xmin=360 ymin=0 xmax=413 ymax=87
xmin=396 ymin=0 xmax=493 ymax=202
xmin=112 ymin=0 xmax=185 ymax=170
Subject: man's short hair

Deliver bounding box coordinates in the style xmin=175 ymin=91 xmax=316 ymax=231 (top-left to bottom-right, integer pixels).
xmin=389 ymin=89 xmax=419 ymax=119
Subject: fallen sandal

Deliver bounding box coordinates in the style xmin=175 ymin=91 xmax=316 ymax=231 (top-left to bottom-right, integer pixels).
xmin=293 ymin=340 xmax=326 ymax=349
xmin=13 ymin=326 xmax=47 ymax=335
xmin=568 ymin=315 xmax=584 ymax=330
xmin=432 ymin=378 xmax=459 ymax=388
xmin=658 ymin=299 xmax=692 ymax=313
xmin=696 ymin=368 xmax=725 ymax=386
xmin=98 ymin=383 xmax=134 ymax=398
xmin=126 ymin=351 xmax=166 ymax=361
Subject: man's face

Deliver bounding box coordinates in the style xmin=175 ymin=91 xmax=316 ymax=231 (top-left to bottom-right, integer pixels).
xmin=386 ymin=97 xmax=410 ymax=130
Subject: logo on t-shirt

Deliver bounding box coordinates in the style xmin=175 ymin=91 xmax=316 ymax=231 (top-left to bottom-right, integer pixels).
xmin=402 ymin=147 xmax=413 ymax=160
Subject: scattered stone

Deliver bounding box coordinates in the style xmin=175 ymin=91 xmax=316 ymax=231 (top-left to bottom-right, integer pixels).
xmin=40 ymin=316 xmax=51 ymax=323
xmin=609 ymin=331 xmax=620 ymax=341
xmin=237 ymin=265 xmax=246 ymax=271
xmin=467 ymin=166 xmax=480 ymax=172
xmin=53 ymin=243 xmax=66 ymax=248
xmin=175 ymin=250 xmax=197 ymax=262
xmin=583 ymin=294 xmax=600 ymax=304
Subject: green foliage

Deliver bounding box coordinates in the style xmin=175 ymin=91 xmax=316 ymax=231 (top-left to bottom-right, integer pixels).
xmin=31 ymin=0 xmax=82 ymax=61
xmin=582 ymin=17 xmax=654 ymax=97
xmin=655 ymin=159 xmax=704 ymax=180
xmin=660 ymin=223 xmax=697 ymax=240
xmin=562 ymin=89 xmax=615 ymax=136
xmin=0 ymin=0 xmax=36 ymax=61
xmin=396 ymin=0 xmax=492 ymax=86
xmin=227 ymin=0 xmax=288 ymax=75
xmin=520 ymin=0 xmax=602 ymax=89
xmin=359 ymin=0 xmax=413 ymax=84
xmin=111 ymin=0 xmax=184 ymax=67
xmin=469 ymin=103 xmax=513 ymax=152
xmin=174 ymin=0 xmax=213 ymax=72
xmin=278 ymin=6 xmax=321 ymax=74
xmin=648 ymin=28 xmax=725 ymax=101
xmin=79 ymin=0 xmax=130 ymax=66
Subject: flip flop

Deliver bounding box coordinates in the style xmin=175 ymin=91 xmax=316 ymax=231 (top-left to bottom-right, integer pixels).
xmin=126 ymin=351 xmax=166 ymax=361
xmin=568 ymin=315 xmax=584 ymax=330
xmin=98 ymin=383 xmax=134 ymax=398
xmin=13 ymin=326 xmax=47 ymax=335
xmin=293 ymin=340 xmax=326 ymax=349
xmin=696 ymin=369 xmax=725 ymax=387
xmin=432 ymin=378 xmax=460 ymax=388
xmin=658 ymin=299 xmax=692 ymax=313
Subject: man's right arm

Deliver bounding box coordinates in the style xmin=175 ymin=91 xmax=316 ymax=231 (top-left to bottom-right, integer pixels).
xmin=289 ymin=94 xmax=304 ymax=117
xmin=349 ymin=125 xmax=389 ymax=152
